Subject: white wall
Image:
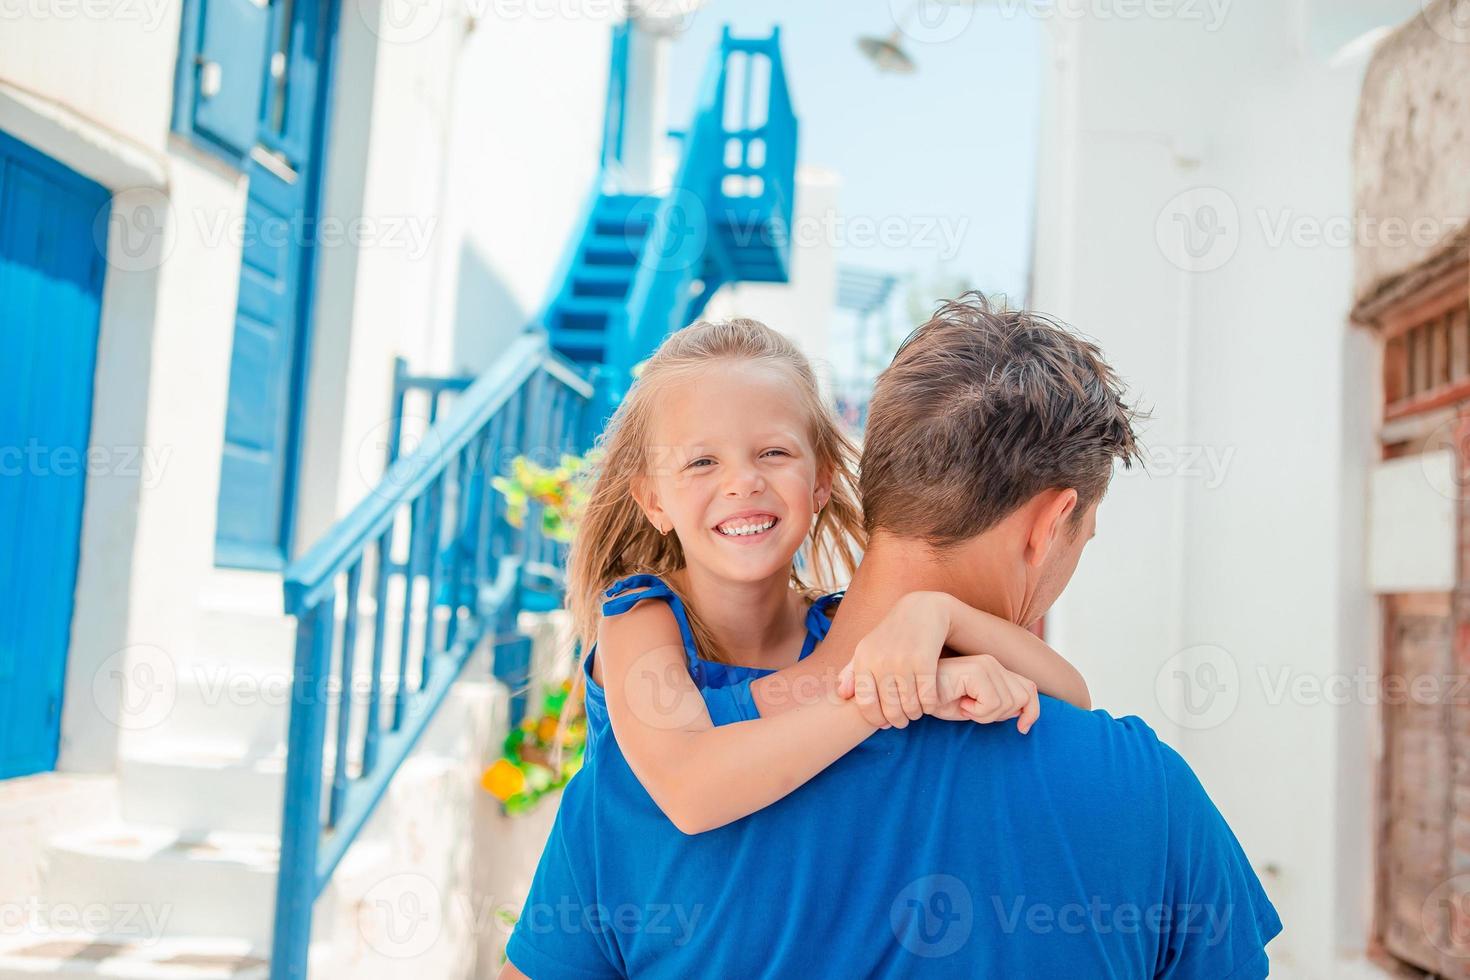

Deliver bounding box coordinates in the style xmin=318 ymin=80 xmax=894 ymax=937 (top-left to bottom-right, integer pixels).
xmin=292 ymin=0 xmax=617 ymax=546
xmin=1030 ymin=3 xmax=1418 ymax=976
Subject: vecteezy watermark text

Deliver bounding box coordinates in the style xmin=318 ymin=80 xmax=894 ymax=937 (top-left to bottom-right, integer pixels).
xmin=992 ymin=895 xmax=1236 ymax=945
xmin=0 ymin=440 xmax=172 ymax=488
xmin=992 ymin=0 xmax=1232 ymax=31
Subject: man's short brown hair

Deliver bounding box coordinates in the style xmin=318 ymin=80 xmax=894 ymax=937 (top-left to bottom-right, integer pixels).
xmin=860 ymin=292 xmax=1141 ymax=545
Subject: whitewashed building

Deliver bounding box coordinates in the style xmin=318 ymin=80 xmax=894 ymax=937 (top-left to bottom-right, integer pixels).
xmin=1031 ymin=0 xmax=1469 ymax=976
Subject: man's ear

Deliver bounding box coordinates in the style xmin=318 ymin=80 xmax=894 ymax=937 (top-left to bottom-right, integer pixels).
xmin=1023 ymin=488 xmax=1079 ymax=567
xmin=630 ymin=475 xmax=669 ymax=534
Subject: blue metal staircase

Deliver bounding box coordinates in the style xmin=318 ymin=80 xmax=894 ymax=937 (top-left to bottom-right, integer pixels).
xmin=545 ymin=192 xmax=658 ymax=363
xmin=549 ymin=26 xmax=798 ymax=425
xmin=268 ymin=25 xmax=798 ymax=978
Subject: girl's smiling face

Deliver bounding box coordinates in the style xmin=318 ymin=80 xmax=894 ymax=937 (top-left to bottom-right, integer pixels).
xmin=633 ymin=361 xmax=832 ymax=586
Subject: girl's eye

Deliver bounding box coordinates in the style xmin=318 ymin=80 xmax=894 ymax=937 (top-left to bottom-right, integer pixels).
xmin=686 ymin=458 xmax=714 ymax=469
xmin=761 ymin=449 xmax=791 ymax=459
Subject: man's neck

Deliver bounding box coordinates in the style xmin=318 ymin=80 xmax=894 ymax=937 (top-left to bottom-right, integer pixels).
xmin=750 ymin=533 xmax=1018 ymax=716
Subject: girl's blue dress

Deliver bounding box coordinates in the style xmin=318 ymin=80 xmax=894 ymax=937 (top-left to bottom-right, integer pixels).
xmin=581 ymin=573 xmax=841 ymax=750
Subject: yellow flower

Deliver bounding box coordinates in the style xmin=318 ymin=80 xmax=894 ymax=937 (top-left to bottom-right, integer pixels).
xmin=481 ymin=759 xmax=525 ymax=801
xmin=537 ymin=716 xmax=560 ymax=744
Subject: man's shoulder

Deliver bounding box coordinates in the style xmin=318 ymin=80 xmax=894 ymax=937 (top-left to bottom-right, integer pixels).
xmin=959 ymin=698 xmax=1242 ymax=847
xmin=908 ymin=695 xmax=1178 ymax=801
xmin=1032 ymin=694 xmax=1163 ymax=736
xmin=967 ymin=694 xmax=1170 ymax=764
xmin=1034 ymin=699 xmax=1219 ymax=798
xmin=1046 ymin=696 xmax=1170 ymax=755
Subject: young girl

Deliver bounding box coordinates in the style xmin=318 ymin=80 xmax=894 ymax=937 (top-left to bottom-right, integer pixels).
xmin=566 ymin=317 xmax=1090 ymax=834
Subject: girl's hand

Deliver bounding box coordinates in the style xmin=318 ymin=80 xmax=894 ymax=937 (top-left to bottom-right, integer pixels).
xmin=836 ymin=591 xmax=955 ymax=729
xmin=836 ymin=591 xmax=1047 ymax=733
xmin=932 ymin=655 xmax=1041 ymax=734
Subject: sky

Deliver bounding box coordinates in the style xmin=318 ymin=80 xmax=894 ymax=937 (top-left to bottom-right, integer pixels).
xmin=665 ymin=0 xmax=1044 ymax=355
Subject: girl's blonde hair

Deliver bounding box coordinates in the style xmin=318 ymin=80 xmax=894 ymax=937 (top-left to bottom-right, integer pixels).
xmin=566 ymin=316 xmax=866 ymax=665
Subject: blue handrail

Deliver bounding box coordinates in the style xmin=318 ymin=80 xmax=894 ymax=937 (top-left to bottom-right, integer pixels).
xmin=601 ymin=21 xmax=631 ymax=170
xmin=388 ymin=356 xmax=575 ymax=618
xmin=269 ymin=334 xmax=592 ymax=978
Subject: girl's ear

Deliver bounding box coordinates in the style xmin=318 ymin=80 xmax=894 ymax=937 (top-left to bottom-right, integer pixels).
xmin=813 ymin=466 xmax=834 ymax=512
xmin=630 ymin=475 xmax=669 ymax=534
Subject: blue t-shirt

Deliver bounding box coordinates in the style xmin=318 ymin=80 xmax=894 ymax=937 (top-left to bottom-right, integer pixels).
xmin=510 ymin=586 xmax=1281 ymax=978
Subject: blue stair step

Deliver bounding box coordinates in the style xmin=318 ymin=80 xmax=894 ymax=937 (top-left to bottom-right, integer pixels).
xmin=581 ymin=194 xmax=660 ymax=260
xmin=592 ymin=211 xmax=653 ymax=238
xmin=569 ymin=263 xmax=635 ymax=299
xmin=597 ymin=193 xmax=661 ymax=218
xmin=582 ymin=234 xmax=644 ymax=267
xmin=549 ymin=329 xmax=607 ymax=354
xmin=552 ymin=297 xmax=619 ymax=333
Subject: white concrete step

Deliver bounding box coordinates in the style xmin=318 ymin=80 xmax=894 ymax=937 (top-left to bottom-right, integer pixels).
xmin=38 ymin=823 xmax=390 ymax=950
xmin=31 ymin=593 xmax=531 ymax=980
xmin=120 ymin=632 xmax=492 ymax=761
xmin=197 ymin=594 xmax=413 ymax=673
xmin=117 ymin=747 xmax=288 ymax=838
xmin=118 ymin=677 xmax=501 ymax=836
xmin=194 ymin=566 xmax=460 ymax=674
xmin=0 ymin=931 xmax=270 ymax=979
xmin=196 ymin=609 xmax=298 ymax=673
xmin=40 ymin=825 xmax=284 ymax=948
xmin=0 ymin=774 xmax=121 ymax=914
xmin=0 ymin=926 xmax=335 ymax=979
xmin=135 ymin=657 xmax=292 ymax=760
xmin=152 ymin=561 xmax=531 ymax=764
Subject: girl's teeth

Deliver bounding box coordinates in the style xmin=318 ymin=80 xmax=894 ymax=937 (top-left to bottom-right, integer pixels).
xmin=718 ymin=519 xmax=775 ymax=536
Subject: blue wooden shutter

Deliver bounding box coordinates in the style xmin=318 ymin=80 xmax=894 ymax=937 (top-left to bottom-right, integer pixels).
xmin=189 ymin=0 xmax=272 ymax=159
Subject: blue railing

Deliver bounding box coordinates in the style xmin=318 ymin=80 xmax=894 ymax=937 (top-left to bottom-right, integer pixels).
xmin=711 ymin=29 xmax=799 ymax=282
xmin=388 ymin=356 xmax=576 ymax=619
xmin=601 ymin=21 xmax=631 ymax=171
xmin=269 ymin=334 xmax=592 ymax=978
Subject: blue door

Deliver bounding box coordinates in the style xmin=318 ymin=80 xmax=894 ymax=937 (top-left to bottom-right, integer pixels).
xmin=0 ymin=130 xmax=109 ymax=779
xmin=212 ymin=0 xmax=334 ymax=569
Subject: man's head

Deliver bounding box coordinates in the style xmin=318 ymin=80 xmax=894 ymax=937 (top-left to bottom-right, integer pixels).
xmin=860 ymin=292 xmax=1140 ymax=625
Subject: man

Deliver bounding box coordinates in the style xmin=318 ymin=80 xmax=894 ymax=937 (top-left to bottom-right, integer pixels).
xmin=501 ymin=295 xmax=1282 ymax=978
